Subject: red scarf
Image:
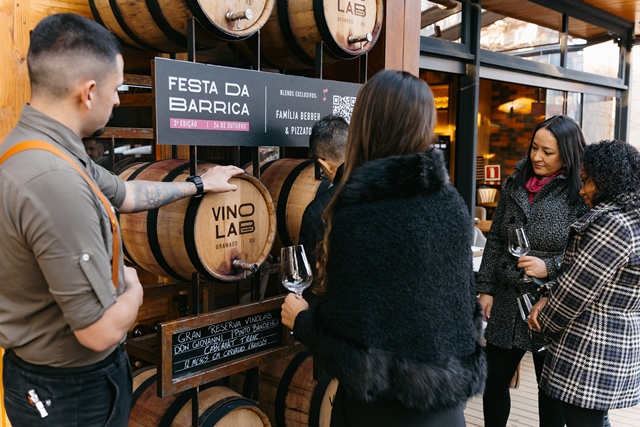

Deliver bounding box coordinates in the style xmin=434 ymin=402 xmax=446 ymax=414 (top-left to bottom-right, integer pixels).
xmin=525 ymin=169 xmax=564 ymax=204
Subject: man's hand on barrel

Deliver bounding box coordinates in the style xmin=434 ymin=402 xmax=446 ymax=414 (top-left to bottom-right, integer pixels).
xmin=201 ymin=165 xmax=244 ymax=193
xmin=281 ymin=293 xmax=309 ymax=330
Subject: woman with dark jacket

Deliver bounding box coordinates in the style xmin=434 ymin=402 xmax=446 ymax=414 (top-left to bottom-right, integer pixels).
xmin=528 ymin=140 xmax=640 ymax=427
xmin=476 ymin=115 xmax=588 ymax=427
xmin=281 ymin=70 xmax=486 ymax=426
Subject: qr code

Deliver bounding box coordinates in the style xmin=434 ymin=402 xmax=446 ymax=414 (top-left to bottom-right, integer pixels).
xmin=332 ymin=95 xmax=356 ymax=123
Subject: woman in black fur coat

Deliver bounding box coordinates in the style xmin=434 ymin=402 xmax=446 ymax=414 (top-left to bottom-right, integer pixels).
xmin=281 ymin=70 xmax=486 ymax=427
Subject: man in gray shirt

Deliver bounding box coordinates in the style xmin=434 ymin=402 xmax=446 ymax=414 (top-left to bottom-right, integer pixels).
xmin=0 ymin=13 xmax=243 ymax=426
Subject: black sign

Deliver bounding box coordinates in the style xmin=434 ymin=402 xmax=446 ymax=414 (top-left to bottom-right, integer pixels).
xmin=171 ymin=308 xmax=282 ymax=379
xmin=154 ymin=58 xmax=361 ymax=147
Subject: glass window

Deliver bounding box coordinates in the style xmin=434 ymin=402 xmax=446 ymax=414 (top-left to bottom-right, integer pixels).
xmin=420 ymin=0 xmax=461 ymax=43
xmin=566 ymin=16 xmax=620 ymax=79
xmin=582 ymin=94 xmax=615 ymax=144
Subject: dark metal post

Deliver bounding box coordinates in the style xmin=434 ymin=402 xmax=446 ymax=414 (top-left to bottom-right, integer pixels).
xmin=191 ymin=386 xmax=199 ymax=427
xmin=454 ymin=0 xmax=481 ymax=216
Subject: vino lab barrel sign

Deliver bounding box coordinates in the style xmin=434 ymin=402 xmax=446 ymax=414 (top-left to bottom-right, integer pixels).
xmin=154 ymin=57 xmax=361 ymax=147
xmin=159 ymin=296 xmax=292 ymax=397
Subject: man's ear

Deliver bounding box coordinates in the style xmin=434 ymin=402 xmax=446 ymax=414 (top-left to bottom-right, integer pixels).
xmin=317 ymin=158 xmax=333 ymax=176
xmin=79 ymin=80 xmax=97 ymax=110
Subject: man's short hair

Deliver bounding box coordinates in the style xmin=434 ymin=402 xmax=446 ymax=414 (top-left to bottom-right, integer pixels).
xmin=309 ymin=115 xmax=349 ymax=162
xmin=28 ymin=13 xmax=123 ymax=99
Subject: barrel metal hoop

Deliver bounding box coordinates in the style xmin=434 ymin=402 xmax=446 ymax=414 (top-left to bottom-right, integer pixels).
xmin=131 ymin=371 xmax=157 ymax=408
xmin=260 ymin=159 xmax=277 ymax=175
xmin=147 ymin=162 xmax=192 ymax=282
xmin=87 ymin=0 xmax=143 ymax=51
xmin=108 ymin=0 xmax=159 ymax=51
xmin=157 ymin=381 xmax=223 ymax=427
xmin=184 ymin=195 xmax=219 ymax=282
xmin=276 ymin=160 xmax=313 ymax=248
xmin=144 ymin=0 xmax=191 ymax=47
xmin=276 ymin=0 xmax=316 ymax=67
xmin=275 ymin=350 xmax=311 ymax=427
xmin=200 ymin=396 xmax=260 ymax=427
xmin=307 ymin=373 xmax=333 ymax=427
xmin=121 ymin=161 xmax=156 ymax=268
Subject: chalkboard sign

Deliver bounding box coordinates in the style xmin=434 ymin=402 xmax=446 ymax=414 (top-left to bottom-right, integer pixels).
xmin=171 ymin=308 xmax=282 ymax=378
xmin=157 ymin=295 xmax=300 ymax=397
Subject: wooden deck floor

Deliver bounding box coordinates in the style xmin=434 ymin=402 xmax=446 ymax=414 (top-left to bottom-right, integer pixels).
xmin=464 ymin=352 xmax=640 ymax=426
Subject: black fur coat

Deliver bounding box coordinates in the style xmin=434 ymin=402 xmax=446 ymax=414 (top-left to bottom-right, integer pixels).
xmin=294 ymin=149 xmax=486 ymax=413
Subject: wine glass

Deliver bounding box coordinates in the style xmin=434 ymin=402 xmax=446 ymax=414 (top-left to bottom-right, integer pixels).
xmin=280 ymin=245 xmax=313 ymax=297
xmin=508 ymin=227 xmax=532 ymax=283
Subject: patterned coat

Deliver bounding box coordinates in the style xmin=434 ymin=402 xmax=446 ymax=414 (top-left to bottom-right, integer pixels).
xmin=538 ymin=194 xmax=640 ymax=410
xmin=476 ymin=158 xmax=588 ymax=350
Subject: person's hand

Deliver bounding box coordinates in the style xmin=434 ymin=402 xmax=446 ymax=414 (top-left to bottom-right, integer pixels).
xmin=123 ymin=266 xmax=143 ymax=307
xmin=281 ymin=293 xmax=309 ymax=329
xmin=478 ymin=293 xmax=494 ymax=321
xmin=201 ymin=165 xmax=244 ymax=193
xmin=517 ymin=256 xmax=548 ymax=278
xmin=527 ymin=296 xmax=548 ymax=332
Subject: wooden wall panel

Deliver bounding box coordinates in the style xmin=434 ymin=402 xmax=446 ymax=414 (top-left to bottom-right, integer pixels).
xmin=0 ymin=1 xmax=92 ymax=142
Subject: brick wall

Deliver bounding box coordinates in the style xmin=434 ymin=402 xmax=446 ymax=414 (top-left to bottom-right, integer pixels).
xmin=488 ymin=82 xmax=547 ymax=181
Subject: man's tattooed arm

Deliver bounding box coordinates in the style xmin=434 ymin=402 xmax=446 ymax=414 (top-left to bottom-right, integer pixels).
xmin=119 ymin=181 xmax=196 ymax=213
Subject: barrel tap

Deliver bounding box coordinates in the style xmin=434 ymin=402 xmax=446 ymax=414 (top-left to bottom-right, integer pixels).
xmin=226 ymin=9 xmax=254 ymax=30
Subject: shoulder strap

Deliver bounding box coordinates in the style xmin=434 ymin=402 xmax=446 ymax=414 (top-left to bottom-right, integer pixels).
xmin=0 ymin=140 xmax=120 ymax=291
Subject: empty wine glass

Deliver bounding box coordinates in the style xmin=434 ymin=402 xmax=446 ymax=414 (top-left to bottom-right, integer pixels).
xmin=508 ymin=227 xmax=532 ymax=283
xmin=280 ymin=245 xmax=313 ymax=297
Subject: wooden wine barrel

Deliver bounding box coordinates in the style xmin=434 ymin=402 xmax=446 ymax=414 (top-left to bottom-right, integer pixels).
xmin=130 ymin=367 xmax=272 ymax=427
xmin=89 ymin=0 xmax=275 ymax=53
xmin=235 ymin=0 xmax=383 ymax=69
xmin=258 ymin=351 xmax=338 ymax=427
xmin=119 ymin=160 xmax=276 ymax=282
xmin=245 ymin=159 xmax=331 ymax=256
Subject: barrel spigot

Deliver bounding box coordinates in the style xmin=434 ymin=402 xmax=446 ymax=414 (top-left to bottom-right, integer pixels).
xmin=233 ymin=259 xmax=259 ymax=274
xmin=226 ymin=9 xmax=254 ymax=29
xmin=348 ymin=33 xmax=373 ymax=44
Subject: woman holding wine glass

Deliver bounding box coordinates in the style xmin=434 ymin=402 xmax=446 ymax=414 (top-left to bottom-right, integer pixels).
xmin=528 ymin=140 xmax=640 ymax=427
xmin=475 ymin=115 xmax=589 ymax=427
xmin=281 ymin=70 xmax=486 ymax=427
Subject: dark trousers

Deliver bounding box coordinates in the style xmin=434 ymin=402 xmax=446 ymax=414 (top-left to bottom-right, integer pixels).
xmin=3 ymin=345 xmax=132 ymax=427
xmin=560 ymin=400 xmax=607 ymax=427
xmin=483 ymin=342 xmax=565 ymax=427
xmin=330 ymin=384 xmax=466 ymax=427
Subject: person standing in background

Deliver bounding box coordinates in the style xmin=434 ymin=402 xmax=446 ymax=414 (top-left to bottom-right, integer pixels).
xmin=529 ymin=140 xmax=640 ymax=427
xmin=282 ymin=70 xmax=486 ymax=427
xmin=0 ymin=13 xmax=242 ymax=426
xmin=82 ymin=138 xmax=106 ymax=162
xmin=476 ymin=115 xmax=588 ymax=427
xmin=298 ymin=114 xmax=348 ymax=299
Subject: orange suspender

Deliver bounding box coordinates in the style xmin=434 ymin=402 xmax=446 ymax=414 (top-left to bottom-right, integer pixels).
xmin=0 ymin=140 xmax=120 ymax=291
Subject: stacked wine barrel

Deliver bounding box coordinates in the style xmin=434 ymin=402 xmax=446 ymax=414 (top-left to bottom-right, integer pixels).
xmin=245 ymin=159 xmax=331 ymax=257
xmin=130 ymin=367 xmax=272 ymax=427
xmin=90 ymin=0 xmax=382 ymax=69
xmin=119 ymin=160 xmax=276 ymax=282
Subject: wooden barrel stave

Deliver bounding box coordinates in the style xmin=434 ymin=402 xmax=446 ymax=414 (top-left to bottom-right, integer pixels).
xmin=119 ymin=160 xmax=276 ymax=282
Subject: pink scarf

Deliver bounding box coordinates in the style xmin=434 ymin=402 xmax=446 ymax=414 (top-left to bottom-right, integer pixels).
xmin=525 ymin=170 xmax=564 ymax=204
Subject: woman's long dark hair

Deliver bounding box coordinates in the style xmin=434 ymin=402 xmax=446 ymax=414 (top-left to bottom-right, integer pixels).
xmin=582 ymin=140 xmax=640 ymax=209
xmin=314 ymin=70 xmax=437 ymax=294
xmin=512 ymin=115 xmax=586 ymax=205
